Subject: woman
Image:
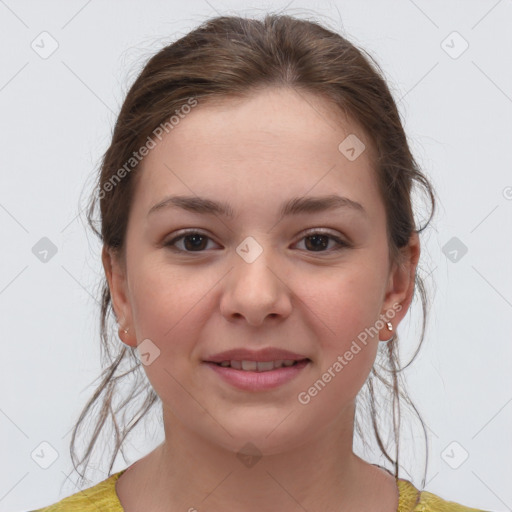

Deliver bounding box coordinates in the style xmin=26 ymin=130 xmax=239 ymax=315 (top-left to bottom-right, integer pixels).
xmin=33 ymin=13 xmax=488 ymax=512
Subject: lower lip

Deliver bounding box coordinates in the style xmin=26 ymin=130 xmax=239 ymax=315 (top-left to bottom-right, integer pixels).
xmin=203 ymin=360 xmax=310 ymax=391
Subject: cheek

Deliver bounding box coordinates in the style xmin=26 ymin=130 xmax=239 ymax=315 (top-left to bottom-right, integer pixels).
xmin=293 ymin=282 xmax=382 ymax=430
xmin=300 ymin=268 xmax=383 ymax=389
xmin=127 ymin=267 xmax=206 ymax=406
xmin=306 ymin=267 xmax=384 ymax=342
xmin=129 ymin=262 xmax=207 ymax=353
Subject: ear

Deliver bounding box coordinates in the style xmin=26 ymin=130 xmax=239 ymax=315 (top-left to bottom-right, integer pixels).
xmin=101 ymin=245 xmax=137 ymax=347
xmin=379 ymin=231 xmax=421 ymax=341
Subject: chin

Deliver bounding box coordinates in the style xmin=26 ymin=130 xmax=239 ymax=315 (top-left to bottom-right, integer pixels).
xmin=201 ymin=417 xmax=310 ymax=458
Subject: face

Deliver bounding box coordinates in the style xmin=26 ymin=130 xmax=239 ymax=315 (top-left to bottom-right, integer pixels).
xmin=104 ymin=87 xmax=419 ymax=456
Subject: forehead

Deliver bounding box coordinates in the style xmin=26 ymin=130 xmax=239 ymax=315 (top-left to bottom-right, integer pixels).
xmin=133 ymin=87 xmax=383 ymax=220
xmin=151 ymin=87 xmax=366 ymax=160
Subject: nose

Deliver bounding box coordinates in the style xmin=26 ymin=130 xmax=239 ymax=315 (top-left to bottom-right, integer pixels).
xmin=220 ymin=244 xmax=293 ymax=327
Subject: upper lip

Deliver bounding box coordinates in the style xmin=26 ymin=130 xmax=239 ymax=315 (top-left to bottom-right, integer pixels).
xmin=204 ymin=348 xmax=310 ymax=363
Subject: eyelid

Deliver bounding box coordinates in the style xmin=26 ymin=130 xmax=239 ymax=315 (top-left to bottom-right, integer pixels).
xmin=166 ymin=227 xmax=345 ymax=241
xmin=298 ymin=227 xmax=343 ymax=238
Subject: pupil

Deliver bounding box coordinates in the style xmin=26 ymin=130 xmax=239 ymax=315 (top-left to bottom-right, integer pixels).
xmin=184 ymin=234 xmax=206 ymax=251
xmin=305 ymin=234 xmax=328 ymax=251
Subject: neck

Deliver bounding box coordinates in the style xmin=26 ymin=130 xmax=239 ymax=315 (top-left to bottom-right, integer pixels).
xmin=116 ymin=402 xmax=397 ymax=512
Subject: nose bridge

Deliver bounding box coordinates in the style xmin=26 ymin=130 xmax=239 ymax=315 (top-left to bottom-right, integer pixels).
xmin=233 ymin=234 xmax=279 ymax=293
xmin=221 ymin=234 xmax=291 ymax=324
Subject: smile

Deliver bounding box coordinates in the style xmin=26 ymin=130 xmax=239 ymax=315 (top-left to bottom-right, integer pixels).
xmin=214 ymin=359 xmax=306 ymax=371
xmin=204 ymin=359 xmax=311 ymax=391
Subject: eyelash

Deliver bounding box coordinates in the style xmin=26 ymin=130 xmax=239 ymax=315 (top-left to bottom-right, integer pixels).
xmin=164 ymin=228 xmax=350 ymax=254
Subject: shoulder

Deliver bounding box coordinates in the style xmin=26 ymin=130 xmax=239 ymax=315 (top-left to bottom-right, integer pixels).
xmin=31 ymin=471 xmax=125 ymax=512
xmin=397 ymin=478 xmax=492 ymax=512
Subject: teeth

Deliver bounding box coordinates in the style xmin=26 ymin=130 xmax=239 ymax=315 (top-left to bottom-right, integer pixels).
xmin=241 ymin=360 xmax=257 ymax=371
xmin=230 ymin=360 xmax=242 ymax=370
xmin=256 ymin=361 xmax=275 ymax=372
xmin=216 ymin=359 xmax=304 ymax=372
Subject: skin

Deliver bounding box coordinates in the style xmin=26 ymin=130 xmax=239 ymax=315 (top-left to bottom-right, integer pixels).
xmin=103 ymin=87 xmax=420 ymax=512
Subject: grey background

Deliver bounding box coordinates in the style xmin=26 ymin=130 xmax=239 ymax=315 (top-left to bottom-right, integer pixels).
xmin=1 ymin=0 xmax=511 ymax=510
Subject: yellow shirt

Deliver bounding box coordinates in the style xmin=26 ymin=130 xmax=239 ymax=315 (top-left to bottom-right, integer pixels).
xmin=32 ymin=469 xmax=489 ymax=511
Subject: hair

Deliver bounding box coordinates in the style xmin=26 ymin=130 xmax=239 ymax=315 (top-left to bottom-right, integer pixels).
xmin=71 ymin=12 xmax=436 ymax=489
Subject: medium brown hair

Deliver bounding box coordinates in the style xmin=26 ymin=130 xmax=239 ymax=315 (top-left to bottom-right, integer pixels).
xmin=72 ymin=13 xmax=436 ymax=488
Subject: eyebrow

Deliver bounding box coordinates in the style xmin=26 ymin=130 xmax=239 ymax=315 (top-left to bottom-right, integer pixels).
xmin=147 ymin=194 xmax=367 ymax=219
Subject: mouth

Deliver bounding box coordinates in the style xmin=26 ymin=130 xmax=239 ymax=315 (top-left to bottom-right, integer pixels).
xmin=202 ymin=358 xmax=311 ymax=391
xmin=208 ymin=358 xmax=311 ymax=372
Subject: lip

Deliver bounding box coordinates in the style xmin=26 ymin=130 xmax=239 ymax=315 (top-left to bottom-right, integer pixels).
xmin=203 ymin=347 xmax=310 ymax=363
xmin=203 ymin=359 xmax=311 ymax=391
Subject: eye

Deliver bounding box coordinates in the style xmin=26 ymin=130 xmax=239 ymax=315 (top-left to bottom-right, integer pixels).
xmin=294 ymin=229 xmax=350 ymax=253
xmin=163 ymin=228 xmax=350 ymax=254
xmin=164 ymin=229 xmax=219 ymax=253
